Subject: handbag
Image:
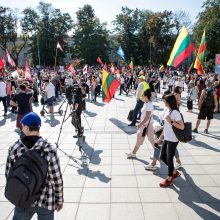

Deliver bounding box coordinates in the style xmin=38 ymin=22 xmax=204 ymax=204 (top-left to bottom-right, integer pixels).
xmin=142 ymin=116 xmax=152 ymax=137
xmin=171 ymin=110 xmax=192 ymax=143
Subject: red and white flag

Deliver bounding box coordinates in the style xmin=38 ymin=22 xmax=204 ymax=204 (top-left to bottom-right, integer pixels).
xmin=25 ymin=60 xmax=30 ymax=73
xmin=56 ymin=42 xmax=63 ymax=52
xmin=216 ymin=54 xmax=220 ymax=65
xmin=97 ymin=56 xmax=102 ymax=65
xmin=67 ymin=63 xmax=76 ymax=75
xmin=110 ymin=63 xmax=114 ymax=74
xmin=83 ymin=65 xmax=88 ymax=74
xmin=75 ymin=57 xmax=79 ymax=66
xmin=5 ymin=49 xmax=16 ymax=67
xmin=0 ymin=57 xmax=5 ymax=70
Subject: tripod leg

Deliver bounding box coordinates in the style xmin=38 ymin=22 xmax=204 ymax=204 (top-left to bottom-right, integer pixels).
xmin=82 ymin=112 xmax=91 ymax=130
xmin=56 ymin=103 xmax=69 ymax=146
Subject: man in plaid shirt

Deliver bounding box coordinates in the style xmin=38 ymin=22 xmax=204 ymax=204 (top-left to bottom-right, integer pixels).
xmin=5 ymin=112 xmax=63 ymax=220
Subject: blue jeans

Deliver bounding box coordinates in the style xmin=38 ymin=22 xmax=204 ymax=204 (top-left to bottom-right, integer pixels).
xmin=13 ymin=206 xmax=54 ymax=220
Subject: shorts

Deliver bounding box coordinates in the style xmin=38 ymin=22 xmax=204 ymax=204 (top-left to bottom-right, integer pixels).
xmin=198 ymin=107 xmax=214 ymax=120
xmin=47 ymin=96 xmax=55 ymax=107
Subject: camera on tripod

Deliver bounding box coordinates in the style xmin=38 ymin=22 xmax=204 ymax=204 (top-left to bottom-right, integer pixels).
xmin=65 ymin=84 xmax=80 ymax=105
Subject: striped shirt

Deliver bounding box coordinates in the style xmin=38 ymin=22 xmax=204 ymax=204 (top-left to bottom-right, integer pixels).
xmin=5 ymin=137 xmax=63 ymax=211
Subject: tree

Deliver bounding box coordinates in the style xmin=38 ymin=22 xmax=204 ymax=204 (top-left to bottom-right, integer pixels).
xmin=173 ymin=10 xmax=192 ymax=36
xmin=113 ymin=7 xmax=141 ymax=64
xmin=194 ymin=0 xmax=220 ymax=68
xmin=21 ymin=1 xmax=73 ymax=66
xmin=0 ymin=6 xmax=28 ymax=66
xmin=73 ymin=4 xmax=109 ymax=65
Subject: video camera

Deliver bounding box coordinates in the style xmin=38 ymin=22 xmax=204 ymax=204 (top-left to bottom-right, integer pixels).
xmin=65 ymin=83 xmax=81 ymax=105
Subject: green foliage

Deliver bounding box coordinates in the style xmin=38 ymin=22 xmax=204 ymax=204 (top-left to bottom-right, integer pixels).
xmin=194 ymin=0 xmax=220 ymax=67
xmin=73 ymin=4 xmax=109 ymax=65
xmin=113 ymin=8 xmax=176 ymax=65
xmin=0 ymin=6 xmax=28 ymax=65
xmin=21 ymin=1 xmax=73 ymax=66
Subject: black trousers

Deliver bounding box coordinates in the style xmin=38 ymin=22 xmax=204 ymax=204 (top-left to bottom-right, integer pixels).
xmin=168 ymin=86 xmax=173 ymax=92
xmin=0 ymin=96 xmax=7 ymax=114
xmin=131 ymin=99 xmax=144 ymax=124
xmin=160 ymin=140 xmax=179 ymax=177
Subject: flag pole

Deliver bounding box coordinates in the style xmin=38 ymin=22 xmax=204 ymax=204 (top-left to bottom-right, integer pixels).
xmin=54 ymin=47 xmax=58 ymax=72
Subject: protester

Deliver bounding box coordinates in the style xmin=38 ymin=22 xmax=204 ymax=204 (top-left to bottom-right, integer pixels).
xmin=193 ymin=81 xmax=218 ymax=134
xmin=128 ymin=75 xmax=149 ymax=126
xmin=5 ymin=112 xmax=63 ymax=219
xmin=157 ymin=94 xmax=184 ymax=187
xmin=145 ymin=90 xmax=182 ymax=170
xmin=126 ymin=89 xmax=154 ymax=158
xmin=0 ymin=76 xmax=8 ymax=116
xmin=11 ymin=84 xmax=33 ymax=129
xmin=45 ymin=80 xmax=56 ymax=114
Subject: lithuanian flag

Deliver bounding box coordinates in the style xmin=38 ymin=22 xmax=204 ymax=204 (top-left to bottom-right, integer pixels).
xmin=194 ymin=31 xmax=206 ymax=75
xmin=102 ymin=69 xmax=120 ymax=103
xmin=167 ymin=26 xmax=196 ymax=67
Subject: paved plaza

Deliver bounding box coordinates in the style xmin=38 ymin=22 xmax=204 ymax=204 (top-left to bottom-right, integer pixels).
xmin=0 ymin=89 xmax=220 ymax=220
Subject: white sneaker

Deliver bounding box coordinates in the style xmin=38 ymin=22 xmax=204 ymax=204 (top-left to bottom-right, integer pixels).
xmin=175 ymin=163 xmax=182 ymax=170
xmin=126 ymin=152 xmax=136 ymax=158
xmin=144 ymin=164 xmax=157 ymax=170
xmin=150 ymin=155 xmax=154 ymax=160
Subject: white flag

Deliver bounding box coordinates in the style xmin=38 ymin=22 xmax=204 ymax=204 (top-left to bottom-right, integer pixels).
xmin=56 ymin=42 xmax=63 ymax=52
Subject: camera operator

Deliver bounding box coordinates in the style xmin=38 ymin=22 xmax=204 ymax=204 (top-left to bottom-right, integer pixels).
xmin=66 ymin=79 xmax=83 ymax=137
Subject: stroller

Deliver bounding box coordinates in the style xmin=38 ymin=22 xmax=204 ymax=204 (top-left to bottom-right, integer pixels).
xmin=40 ymin=90 xmax=64 ymax=116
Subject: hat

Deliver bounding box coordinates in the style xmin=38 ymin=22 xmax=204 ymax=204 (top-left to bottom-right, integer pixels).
xmin=21 ymin=112 xmax=41 ymax=127
xmin=139 ymin=75 xmax=145 ymax=80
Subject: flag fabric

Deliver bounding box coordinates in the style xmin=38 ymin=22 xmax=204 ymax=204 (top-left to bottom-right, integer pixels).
xmin=67 ymin=63 xmax=76 ymax=75
xmin=0 ymin=57 xmax=5 ymax=70
xmin=83 ymin=65 xmax=88 ymax=74
xmin=103 ymin=63 xmax=107 ymax=70
xmin=216 ymin=54 xmax=220 ymax=65
xmin=194 ymin=31 xmax=206 ymax=74
xmin=56 ymin=42 xmax=63 ymax=52
xmin=75 ymin=57 xmax=79 ymax=66
xmin=187 ymin=62 xmax=194 ymax=74
xmin=159 ymin=65 xmax=164 ymax=71
xmin=5 ymin=49 xmax=16 ymax=67
xmin=25 ymin=60 xmax=30 ymax=73
xmin=110 ymin=63 xmax=115 ymax=74
xmin=116 ymin=46 xmax=125 ymax=60
xmin=102 ymin=69 xmax=120 ymax=103
xmin=167 ymin=26 xmax=196 ymax=67
xmin=97 ymin=56 xmax=102 ymax=65
xmin=128 ymin=61 xmax=133 ymax=70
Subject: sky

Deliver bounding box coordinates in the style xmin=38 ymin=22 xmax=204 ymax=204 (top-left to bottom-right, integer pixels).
xmin=1 ymin=0 xmax=204 ymax=29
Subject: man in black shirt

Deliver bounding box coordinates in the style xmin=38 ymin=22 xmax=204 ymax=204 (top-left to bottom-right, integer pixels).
xmin=11 ymin=84 xmax=33 ymax=129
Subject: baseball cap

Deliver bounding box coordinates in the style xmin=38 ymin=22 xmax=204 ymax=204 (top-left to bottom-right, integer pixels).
xmin=139 ymin=75 xmax=146 ymax=80
xmin=21 ymin=112 xmax=41 ymax=127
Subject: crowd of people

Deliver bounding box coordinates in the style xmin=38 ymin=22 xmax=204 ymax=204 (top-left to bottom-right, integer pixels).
xmin=1 ymin=65 xmax=220 ymax=219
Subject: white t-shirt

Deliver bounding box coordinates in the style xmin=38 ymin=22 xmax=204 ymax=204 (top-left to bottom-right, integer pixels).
xmin=0 ymin=81 xmax=7 ymax=97
xmin=175 ymin=80 xmax=184 ymax=88
xmin=163 ymin=108 xmax=182 ymax=142
xmin=46 ymin=82 xmax=55 ymax=99
xmin=65 ymin=77 xmax=73 ymax=86
xmin=168 ymin=78 xmax=174 ymax=86
xmin=140 ymin=101 xmax=154 ymax=125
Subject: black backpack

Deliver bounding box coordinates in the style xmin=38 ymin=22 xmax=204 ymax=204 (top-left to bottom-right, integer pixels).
xmin=202 ymin=89 xmax=214 ymax=107
xmin=5 ymin=149 xmax=48 ymax=209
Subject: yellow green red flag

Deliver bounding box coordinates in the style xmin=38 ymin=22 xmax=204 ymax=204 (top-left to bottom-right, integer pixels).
xmin=167 ymin=26 xmax=196 ymax=67
xmin=102 ymin=69 xmax=120 ymax=103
